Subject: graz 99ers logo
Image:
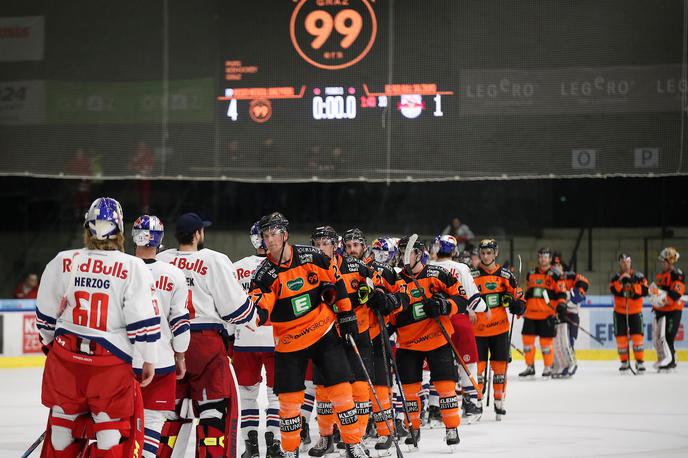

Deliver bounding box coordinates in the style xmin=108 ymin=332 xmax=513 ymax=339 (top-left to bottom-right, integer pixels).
xmin=290 ymin=0 xmax=377 ymax=70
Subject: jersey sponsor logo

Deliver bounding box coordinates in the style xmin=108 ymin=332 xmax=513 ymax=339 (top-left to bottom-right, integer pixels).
xmin=286 ymin=277 xmax=304 ymax=292
xmin=280 ymin=415 xmax=301 ymax=433
xmin=337 ymin=407 xmax=358 ymax=426
xmin=535 ymin=279 xmax=543 ymax=285
xmin=155 ymin=275 xmax=174 ymax=292
xmin=485 ymin=293 xmax=501 ymax=308
xmin=439 ymin=396 xmax=459 ymax=410
xmin=64 ymin=258 xmax=128 ymax=280
xmin=410 ymin=287 xmax=425 ymax=299
xmin=307 ymin=272 xmax=319 ymax=285
xmin=291 ymin=293 xmax=312 ymax=316
xmin=427 ymin=269 xmax=439 ymax=278
xmin=350 ymin=278 xmax=359 ymax=290
xmin=299 ymin=253 xmax=313 ymax=263
xmin=485 ymin=281 xmax=498 ymax=291
xmin=235 ymin=267 xmax=255 ymax=280
xmin=170 ymin=257 xmax=208 ymax=275
xmin=412 ymin=302 xmax=426 ymax=320
xmin=280 ymin=317 xmax=328 ymax=345
xmin=347 ymin=262 xmax=360 ymax=272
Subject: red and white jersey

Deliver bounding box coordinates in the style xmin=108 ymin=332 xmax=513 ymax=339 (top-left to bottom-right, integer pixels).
xmin=133 ymin=259 xmax=190 ymax=373
xmin=36 ymin=249 xmax=159 ymax=364
xmin=233 ymin=254 xmax=274 ymax=352
xmin=429 ymin=259 xmax=487 ymax=312
xmin=157 ymin=248 xmax=253 ymax=331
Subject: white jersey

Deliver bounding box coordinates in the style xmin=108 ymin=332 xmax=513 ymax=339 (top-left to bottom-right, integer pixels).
xmin=429 ymin=259 xmax=487 ymax=312
xmin=233 ymin=254 xmax=274 ymax=352
xmin=157 ymin=248 xmax=253 ymax=331
xmin=133 ymin=259 xmax=190 ymax=373
xmin=36 ymin=249 xmax=159 ymax=364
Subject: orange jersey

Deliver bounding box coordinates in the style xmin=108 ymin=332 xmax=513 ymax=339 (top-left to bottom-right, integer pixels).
xmin=654 ymin=268 xmax=685 ymax=312
xmin=472 ymin=264 xmax=522 ymax=337
xmin=250 ymin=245 xmax=352 ymax=352
xmin=334 ymin=253 xmax=375 ymax=333
xmin=523 ymin=267 xmax=566 ymax=320
xmin=563 ymin=271 xmax=589 ymax=295
xmin=365 ymin=260 xmax=404 ymax=339
xmin=392 ymin=264 xmax=467 ymax=351
xmin=609 ymin=270 xmax=648 ymax=314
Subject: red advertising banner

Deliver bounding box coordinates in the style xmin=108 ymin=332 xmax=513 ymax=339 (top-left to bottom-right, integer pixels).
xmin=22 ymin=314 xmax=41 ymax=353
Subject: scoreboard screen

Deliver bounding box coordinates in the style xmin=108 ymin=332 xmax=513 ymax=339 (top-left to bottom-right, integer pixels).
xmin=214 ymin=0 xmax=685 ymax=181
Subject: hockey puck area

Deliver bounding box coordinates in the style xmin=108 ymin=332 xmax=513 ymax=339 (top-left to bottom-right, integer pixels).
xmin=1 ymin=361 xmax=687 ymax=457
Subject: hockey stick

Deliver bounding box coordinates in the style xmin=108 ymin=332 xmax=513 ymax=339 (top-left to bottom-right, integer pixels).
xmin=379 ymin=318 xmax=418 ymax=449
xmin=561 ymin=315 xmax=604 ymax=346
xmin=403 ymin=234 xmax=482 ymax=402
xmin=624 ymin=296 xmax=638 ymax=375
xmin=510 ymin=343 xmax=525 ymax=356
xmin=485 ymin=364 xmax=492 ymax=407
xmin=20 ymin=432 xmax=45 ymax=458
xmin=346 ymin=334 xmax=405 ymax=458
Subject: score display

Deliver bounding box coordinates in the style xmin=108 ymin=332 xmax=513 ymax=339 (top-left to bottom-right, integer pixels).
xmin=217 ymin=0 xmax=453 ymax=124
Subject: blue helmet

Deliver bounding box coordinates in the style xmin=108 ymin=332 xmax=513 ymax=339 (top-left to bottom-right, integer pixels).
xmin=371 ymin=237 xmax=398 ymax=264
xmin=250 ymin=220 xmax=265 ymax=250
xmin=132 ymin=215 xmax=165 ymax=248
xmin=84 ymin=197 xmax=124 ymax=240
xmin=435 ymin=234 xmax=458 ymax=256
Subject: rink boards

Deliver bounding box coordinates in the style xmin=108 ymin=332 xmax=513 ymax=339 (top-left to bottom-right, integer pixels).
xmin=0 ymin=297 xmax=685 ymax=368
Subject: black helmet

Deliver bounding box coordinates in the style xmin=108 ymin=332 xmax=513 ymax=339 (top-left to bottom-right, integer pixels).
xmin=538 ymin=247 xmax=552 ymax=257
xmin=258 ymin=212 xmax=289 ymax=233
xmin=479 ymin=238 xmax=498 ymax=252
xmin=398 ymin=235 xmax=425 ymax=252
xmin=311 ymin=225 xmax=338 ymax=246
xmin=618 ymin=252 xmax=631 ymax=262
xmin=343 ymin=228 xmax=366 ymax=245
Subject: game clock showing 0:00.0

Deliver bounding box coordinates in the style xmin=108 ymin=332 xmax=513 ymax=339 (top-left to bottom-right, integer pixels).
xmin=221 ymin=0 xmax=451 ymax=123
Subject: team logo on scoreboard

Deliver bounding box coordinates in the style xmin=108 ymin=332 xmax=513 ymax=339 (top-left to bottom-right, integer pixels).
xmin=290 ymin=0 xmax=377 ymax=70
xmin=249 ymin=99 xmax=272 ymax=123
xmin=397 ymin=94 xmax=425 ymax=119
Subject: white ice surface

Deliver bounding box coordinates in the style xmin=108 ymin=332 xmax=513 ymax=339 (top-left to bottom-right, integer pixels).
xmin=1 ymin=361 xmax=687 ymax=457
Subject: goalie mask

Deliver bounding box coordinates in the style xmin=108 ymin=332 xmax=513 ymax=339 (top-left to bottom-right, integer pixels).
xmin=658 ymin=247 xmax=680 ymax=264
xmin=84 ymin=197 xmax=124 ymax=240
xmin=132 ymin=215 xmax=165 ymax=248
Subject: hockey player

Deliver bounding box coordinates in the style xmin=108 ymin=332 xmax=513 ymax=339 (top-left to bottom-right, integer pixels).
xmin=519 ymin=247 xmax=567 ymax=377
xmin=131 ymin=215 xmax=191 ymax=458
xmin=472 ymin=239 xmax=525 ymax=419
xmin=36 ymin=197 xmax=159 ymax=457
xmin=551 ymin=252 xmax=589 ymax=377
xmin=429 ymin=235 xmax=486 ymax=421
xmin=393 ymin=236 xmax=470 ymax=449
xmin=232 ymin=221 xmax=281 ymax=458
xmin=651 ymin=247 xmax=685 ymax=370
xmin=307 ymin=226 xmax=376 ymax=456
xmin=249 ymin=213 xmax=368 ymax=458
xmin=609 ymin=253 xmax=648 ymax=373
xmin=157 ymin=212 xmax=254 ymax=458
xmin=344 ymin=230 xmax=408 ymax=455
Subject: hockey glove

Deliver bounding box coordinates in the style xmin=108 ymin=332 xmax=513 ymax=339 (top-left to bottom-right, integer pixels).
xmin=556 ymin=302 xmax=568 ymax=321
xmin=337 ymin=310 xmax=359 ymax=340
xmin=368 ymin=289 xmax=390 ymax=313
xmin=508 ymin=299 xmax=526 ymax=316
xmin=569 ymin=288 xmax=585 ymax=305
xmin=423 ymin=296 xmax=452 ymax=318
xmin=255 ymin=306 xmax=269 ymax=326
xmin=357 ymin=284 xmax=372 ymax=305
xmin=320 ymin=282 xmax=337 ymax=306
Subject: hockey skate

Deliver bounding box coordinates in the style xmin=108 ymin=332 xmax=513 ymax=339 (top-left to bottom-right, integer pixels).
xmin=308 ymin=435 xmax=335 ymax=457
xmin=494 ymin=399 xmax=506 ymax=422
xmin=619 ymin=361 xmax=631 ymax=373
xmin=518 ymin=365 xmax=535 ymax=377
xmin=658 ymin=361 xmax=677 ymax=373
xmin=394 ymin=418 xmax=409 ymax=439
xmin=373 ymin=435 xmax=393 ymax=457
xmin=300 ymin=416 xmax=312 ymax=448
xmin=242 ymin=430 xmax=259 ymax=458
xmin=427 ymin=405 xmax=442 ymax=429
xmin=344 ymin=442 xmax=369 ymax=458
xmin=541 ymin=366 xmax=552 ymax=377
xmin=636 ymin=361 xmax=646 ymax=373
xmin=404 ymin=427 xmax=420 ymax=450
xmin=445 ymin=427 xmax=460 ymax=452
xmin=266 ymin=431 xmax=286 ymax=458
xmin=462 ymin=399 xmax=483 ymax=424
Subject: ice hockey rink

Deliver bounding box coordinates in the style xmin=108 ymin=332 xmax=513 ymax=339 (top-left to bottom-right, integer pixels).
xmin=2 ymin=361 xmax=687 ymax=458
